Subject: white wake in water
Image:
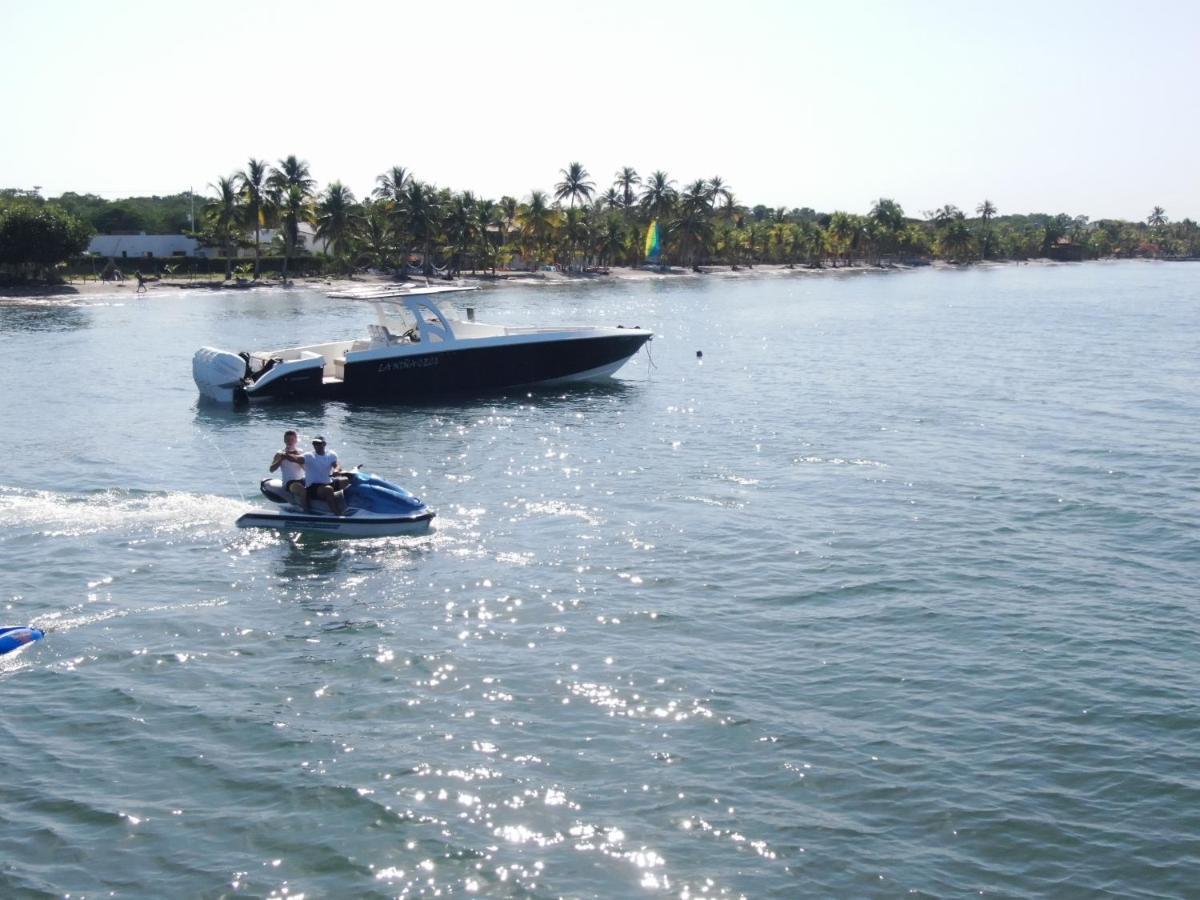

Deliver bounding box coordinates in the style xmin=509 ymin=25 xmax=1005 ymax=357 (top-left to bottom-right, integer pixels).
xmin=0 ymin=485 xmax=246 ymax=539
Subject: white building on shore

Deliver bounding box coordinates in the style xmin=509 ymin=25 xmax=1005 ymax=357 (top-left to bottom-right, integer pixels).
xmin=87 ymin=233 xmax=205 ymax=259
xmin=88 ymin=224 xmax=330 ymax=260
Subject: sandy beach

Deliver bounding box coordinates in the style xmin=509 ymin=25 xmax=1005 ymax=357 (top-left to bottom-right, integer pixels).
xmin=0 ymin=259 xmax=1080 ymax=302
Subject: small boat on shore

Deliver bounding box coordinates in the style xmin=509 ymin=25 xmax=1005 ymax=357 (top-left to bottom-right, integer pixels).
xmin=237 ymin=471 xmax=434 ymax=538
xmin=193 ymin=287 xmax=653 ymax=404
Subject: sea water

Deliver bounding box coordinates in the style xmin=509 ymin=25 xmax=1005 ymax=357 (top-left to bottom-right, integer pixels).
xmin=0 ymin=261 xmax=1196 ymax=897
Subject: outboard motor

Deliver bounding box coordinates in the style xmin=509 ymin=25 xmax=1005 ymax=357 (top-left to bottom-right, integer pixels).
xmin=193 ymin=347 xmax=249 ymax=403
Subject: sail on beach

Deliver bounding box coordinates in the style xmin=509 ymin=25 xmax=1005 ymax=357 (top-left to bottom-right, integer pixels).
xmin=644 ymin=219 xmax=661 ymax=261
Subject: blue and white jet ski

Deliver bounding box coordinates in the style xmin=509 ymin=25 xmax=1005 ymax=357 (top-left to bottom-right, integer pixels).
xmin=0 ymin=626 xmax=44 ymax=656
xmin=237 ymin=471 xmax=435 ymax=537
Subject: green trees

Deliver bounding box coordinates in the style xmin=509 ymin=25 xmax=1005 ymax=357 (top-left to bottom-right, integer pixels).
xmin=356 ymin=199 xmax=398 ymax=270
xmin=673 ymin=181 xmax=713 ymax=267
xmin=519 ymin=190 xmax=554 ymax=264
xmin=975 ymin=199 xmax=997 ymax=259
xmin=404 ymin=180 xmax=441 ymax=275
xmin=374 ymin=166 xmax=410 ymax=205
xmin=614 ymin=167 xmax=640 ymax=210
xmin=868 ymin=198 xmax=906 ymax=259
xmin=0 ymin=204 xmax=92 ymax=279
xmin=315 ymin=182 xmax=361 ymax=269
xmin=936 ymin=215 xmax=976 ymax=261
xmin=640 ymin=171 xmax=677 ymax=222
xmin=554 ymin=162 xmax=595 ymax=208
xmin=237 ymin=158 xmax=269 ymax=278
xmin=826 ymin=212 xmax=863 ymax=266
xmin=268 ymin=156 xmax=316 ymax=282
xmin=20 ymin=154 xmax=1196 ymax=281
xmin=205 ymin=176 xmax=242 ymax=280
xmin=52 ymin=192 xmax=192 ymax=234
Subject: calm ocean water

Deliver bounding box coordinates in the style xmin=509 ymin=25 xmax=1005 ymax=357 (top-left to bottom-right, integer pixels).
xmin=0 ymin=261 xmax=1197 ymax=898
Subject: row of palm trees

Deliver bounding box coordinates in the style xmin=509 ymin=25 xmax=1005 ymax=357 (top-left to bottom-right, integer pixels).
xmin=203 ymin=159 xmax=1197 ymax=278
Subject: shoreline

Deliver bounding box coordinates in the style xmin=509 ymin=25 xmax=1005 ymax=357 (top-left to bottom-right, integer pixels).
xmin=0 ymin=256 xmax=1174 ymax=301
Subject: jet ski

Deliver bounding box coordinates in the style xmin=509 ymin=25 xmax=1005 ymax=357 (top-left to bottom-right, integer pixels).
xmin=236 ymin=470 xmax=435 ymax=537
xmin=0 ymin=626 xmax=44 ymax=656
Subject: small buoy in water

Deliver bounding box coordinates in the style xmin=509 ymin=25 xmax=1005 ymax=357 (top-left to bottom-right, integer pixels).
xmin=696 ymin=350 xmax=703 ymax=358
xmin=0 ymin=626 xmax=44 ymax=656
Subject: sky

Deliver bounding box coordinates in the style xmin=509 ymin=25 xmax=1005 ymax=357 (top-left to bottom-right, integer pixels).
xmin=3 ymin=0 xmax=1198 ymax=221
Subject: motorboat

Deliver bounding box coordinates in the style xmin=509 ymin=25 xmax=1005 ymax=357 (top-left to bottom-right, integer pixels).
xmin=193 ymin=286 xmax=653 ymax=404
xmin=237 ymin=470 xmax=435 ymax=537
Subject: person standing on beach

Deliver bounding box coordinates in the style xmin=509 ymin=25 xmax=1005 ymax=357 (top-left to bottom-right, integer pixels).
xmin=303 ymin=435 xmax=345 ymax=515
xmin=268 ymin=429 xmax=306 ymax=506
xmin=135 ymin=270 xmax=147 ymax=292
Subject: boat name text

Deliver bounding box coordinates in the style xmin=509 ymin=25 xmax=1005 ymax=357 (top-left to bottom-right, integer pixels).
xmin=378 ymin=356 xmax=440 ymax=373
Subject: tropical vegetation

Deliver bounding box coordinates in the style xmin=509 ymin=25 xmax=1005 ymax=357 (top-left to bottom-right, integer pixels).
xmin=3 ymin=161 xmax=1199 ymax=282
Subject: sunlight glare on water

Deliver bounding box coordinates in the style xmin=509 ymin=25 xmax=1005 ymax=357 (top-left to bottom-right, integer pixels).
xmin=0 ymin=262 xmax=1198 ymax=897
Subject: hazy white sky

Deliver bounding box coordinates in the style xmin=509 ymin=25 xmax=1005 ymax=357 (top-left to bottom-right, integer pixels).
xmin=3 ymin=0 xmax=1197 ymax=220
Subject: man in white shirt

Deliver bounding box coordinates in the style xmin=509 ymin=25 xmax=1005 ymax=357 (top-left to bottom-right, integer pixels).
xmin=303 ymin=435 xmax=346 ymax=515
xmin=268 ymin=429 xmax=306 ymax=507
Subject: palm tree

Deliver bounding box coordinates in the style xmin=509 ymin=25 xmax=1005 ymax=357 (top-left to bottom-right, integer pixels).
xmin=1147 ymin=206 xmax=1167 ymax=228
xmin=498 ymin=196 xmax=519 ymax=242
xmin=554 ymin=162 xmax=595 ymax=208
xmin=938 ymin=217 xmax=975 ymax=261
xmin=357 ymin=199 xmax=398 ymax=269
xmin=274 ymin=185 xmax=314 ymax=281
xmin=679 ymin=180 xmax=709 ymax=213
xmin=673 ymin=202 xmax=713 ymax=269
xmin=640 ymin=171 xmax=677 ymax=222
xmin=827 ymin=212 xmax=863 ymax=267
xmin=595 ymin=215 xmax=626 ymax=267
xmin=267 ymin=156 xmax=316 ymax=282
xmin=374 ymin=166 xmax=410 ymax=203
xmin=976 ymin=199 xmax=997 ymax=259
xmin=206 ymin=175 xmax=242 ymax=281
xmin=614 ymin=166 xmax=640 ymax=210
xmin=269 ymin=155 xmax=316 ymax=194
xmin=926 ymin=204 xmax=962 ymax=225
xmin=868 ymin=198 xmax=905 ymax=258
xmin=707 ymin=176 xmax=732 ymax=210
xmin=441 ymin=191 xmax=478 ymax=275
xmin=562 ymin=207 xmax=590 ymax=269
xmin=404 ymin=180 xmax=442 ymax=275
xmin=236 ymin=158 xmax=269 ymax=279
xmin=716 ymin=191 xmax=740 ymax=222
xmin=520 ymin=190 xmax=555 ymax=263
xmin=473 ymin=198 xmax=500 ymax=273
xmin=600 ymin=187 xmax=622 ymax=210
xmin=315 ymin=182 xmax=361 ymax=270
xmin=870 ymin=198 xmax=905 ymax=232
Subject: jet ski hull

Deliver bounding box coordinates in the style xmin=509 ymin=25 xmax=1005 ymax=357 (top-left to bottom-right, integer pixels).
xmin=238 ymin=472 xmax=435 ymax=537
xmin=0 ymin=626 xmax=44 ymax=656
xmin=236 ymin=508 xmax=434 ymax=537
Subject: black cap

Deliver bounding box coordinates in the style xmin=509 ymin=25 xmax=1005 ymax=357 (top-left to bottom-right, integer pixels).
xmin=312 ymin=435 xmax=327 ymax=444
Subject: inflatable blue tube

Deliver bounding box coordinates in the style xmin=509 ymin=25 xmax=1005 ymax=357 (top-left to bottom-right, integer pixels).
xmin=0 ymin=626 xmax=44 ymax=656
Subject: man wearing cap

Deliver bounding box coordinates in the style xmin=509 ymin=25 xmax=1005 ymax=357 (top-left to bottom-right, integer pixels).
xmin=303 ymin=435 xmax=346 ymax=515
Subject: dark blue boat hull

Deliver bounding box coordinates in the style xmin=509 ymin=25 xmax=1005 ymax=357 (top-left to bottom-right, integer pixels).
xmin=249 ymin=333 xmax=651 ymax=402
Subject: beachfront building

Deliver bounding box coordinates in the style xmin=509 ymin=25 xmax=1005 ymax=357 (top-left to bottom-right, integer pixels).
xmin=87 ymin=233 xmax=206 ymax=258
xmin=245 ymin=223 xmax=329 ymax=257
xmin=87 ymin=224 xmax=330 ymax=261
